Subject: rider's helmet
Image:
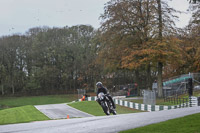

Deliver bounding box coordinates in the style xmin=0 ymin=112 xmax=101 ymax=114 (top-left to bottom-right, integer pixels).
xmin=96 ymin=82 xmax=103 ymax=88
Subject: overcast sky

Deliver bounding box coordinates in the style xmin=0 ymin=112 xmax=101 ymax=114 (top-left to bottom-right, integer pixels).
xmin=0 ymin=0 xmax=192 ymax=37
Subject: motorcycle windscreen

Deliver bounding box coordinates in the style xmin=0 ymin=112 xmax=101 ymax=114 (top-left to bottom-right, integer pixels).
xmin=98 ymin=92 xmax=105 ymax=100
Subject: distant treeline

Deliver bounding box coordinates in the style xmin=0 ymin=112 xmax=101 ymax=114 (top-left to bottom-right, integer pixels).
xmin=0 ymin=25 xmax=136 ymax=96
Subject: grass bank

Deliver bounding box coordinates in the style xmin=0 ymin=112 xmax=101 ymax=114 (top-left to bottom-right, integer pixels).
xmin=120 ymin=113 xmax=200 ymax=133
xmin=0 ymin=105 xmax=49 ymax=125
xmin=68 ymin=101 xmax=144 ymax=116
xmin=0 ymin=94 xmax=77 ymax=109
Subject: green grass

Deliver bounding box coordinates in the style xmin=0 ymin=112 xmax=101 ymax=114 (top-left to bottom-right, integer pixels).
xmin=68 ymin=101 xmax=144 ymax=116
xmin=0 ymin=105 xmax=50 ymax=125
xmin=0 ymin=95 xmax=77 ymax=109
xmin=0 ymin=94 xmax=77 ymax=125
xmin=120 ymin=113 xmax=200 ymax=133
xmin=69 ymin=101 xmax=105 ymax=116
xmin=116 ymin=104 xmax=144 ymax=114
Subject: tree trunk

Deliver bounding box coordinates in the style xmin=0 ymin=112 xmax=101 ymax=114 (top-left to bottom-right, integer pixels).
xmin=94 ymin=79 xmax=97 ymax=93
xmin=157 ymin=0 xmax=163 ymax=98
xmin=157 ymin=0 xmax=163 ymax=40
xmin=1 ymin=85 xmax=4 ymax=95
xmin=11 ymin=76 xmax=15 ymax=95
xmin=11 ymin=77 xmax=15 ymax=95
xmin=157 ymin=62 xmax=163 ymax=98
xmin=135 ymin=69 xmax=140 ymax=95
xmin=146 ymin=64 xmax=151 ymax=90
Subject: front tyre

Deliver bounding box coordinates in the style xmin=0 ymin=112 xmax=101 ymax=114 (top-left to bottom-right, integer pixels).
xmin=101 ymin=102 xmax=110 ymax=115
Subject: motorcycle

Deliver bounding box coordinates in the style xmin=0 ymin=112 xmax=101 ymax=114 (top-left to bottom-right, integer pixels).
xmin=97 ymin=92 xmax=117 ymax=115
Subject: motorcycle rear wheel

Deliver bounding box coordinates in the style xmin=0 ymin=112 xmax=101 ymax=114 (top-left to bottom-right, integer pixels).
xmin=112 ymin=110 xmax=117 ymax=115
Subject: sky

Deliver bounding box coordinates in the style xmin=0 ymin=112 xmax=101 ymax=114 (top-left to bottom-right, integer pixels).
xmin=0 ymin=0 xmax=192 ymax=37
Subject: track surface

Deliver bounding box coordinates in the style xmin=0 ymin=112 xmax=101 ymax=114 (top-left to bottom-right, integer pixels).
xmin=0 ymin=106 xmax=200 ymax=133
xmin=34 ymin=104 xmax=93 ymax=119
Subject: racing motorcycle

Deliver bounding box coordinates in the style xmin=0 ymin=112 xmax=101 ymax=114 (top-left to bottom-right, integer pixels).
xmin=97 ymin=92 xmax=117 ymax=115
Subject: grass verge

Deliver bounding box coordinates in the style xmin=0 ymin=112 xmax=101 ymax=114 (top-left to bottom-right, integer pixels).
xmin=0 ymin=105 xmax=50 ymax=125
xmin=120 ymin=113 xmax=200 ymax=133
xmin=68 ymin=101 xmax=144 ymax=116
xmin=0 ymin=94 xmax=77 ymax=109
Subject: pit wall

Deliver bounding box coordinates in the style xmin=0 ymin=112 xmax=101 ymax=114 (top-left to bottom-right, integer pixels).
xmin=78 ymin=96 xmax=198 ymax=112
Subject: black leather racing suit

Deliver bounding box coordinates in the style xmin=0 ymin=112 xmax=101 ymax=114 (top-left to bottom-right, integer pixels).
xmin=97 ymin=87 xmax=116 ymax=109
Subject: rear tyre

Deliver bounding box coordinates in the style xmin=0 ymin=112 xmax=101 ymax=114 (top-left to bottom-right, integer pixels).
xmin=109 ymin=101 xmax=117 ymax=115
xmin=112 ymin=110 xmax=117 ymax=115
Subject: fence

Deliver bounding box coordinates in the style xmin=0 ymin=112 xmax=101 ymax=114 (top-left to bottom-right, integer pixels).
xmin=143 ymin=90 xmax=156 ymax=105
xmin=77 ymin=89 xmax=86 ymax=99
xmin=164 ymin=89 xmax=187 ymax=98
xmin=162 ymin=73 xmax=200 ymax=98
xmin=114 ymin=84 xmax=138 ymax=96
xmin=190 ymin=96 xmax=198 ymax=107
xmin=164 ymin=97 xmax=189 ymax=106
xmin=78 ymin=96 xmax=199 ymax=112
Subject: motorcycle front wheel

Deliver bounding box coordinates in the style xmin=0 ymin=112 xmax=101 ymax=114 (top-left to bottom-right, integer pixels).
xmin=101 ymin=102 xmax=110 ymax=115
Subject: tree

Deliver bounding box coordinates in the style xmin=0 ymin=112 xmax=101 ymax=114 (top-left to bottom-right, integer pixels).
xmin=0 ymin=25 xmax=98 ymax=95
xmin=179 ymin=1 xmax=200 ymax=73
xmin=99 ymin=0 xmax=158 ymax=89
xmin=99 ymin=0 xmax=181 ymax=95
xmin=157 ymin=0 xmax=163 ymax=97
xmin=0 ymin=40 xmax=7 ymax=95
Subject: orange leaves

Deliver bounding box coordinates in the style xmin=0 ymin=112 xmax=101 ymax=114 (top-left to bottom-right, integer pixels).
xmin=193 ymin=48 xmax=200 ymax=72
xmin=121 ymin=48 xmax=156 ymax=69
xmin=121 ymin=37 xmax=183 ymax=70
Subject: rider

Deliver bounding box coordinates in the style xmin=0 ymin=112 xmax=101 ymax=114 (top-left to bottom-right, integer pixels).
xmin=96 ymin=82 xmax=116 ymax=109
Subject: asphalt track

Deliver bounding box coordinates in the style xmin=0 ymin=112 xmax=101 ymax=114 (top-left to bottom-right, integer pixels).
xmin=0 ymin=106 xmax=200 ymax=133
xmin=34 ymin=104 xmax=93 ymax=119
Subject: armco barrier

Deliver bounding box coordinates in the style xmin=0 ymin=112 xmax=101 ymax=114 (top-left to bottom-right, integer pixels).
xmin=190 ymin=96 xmax=198 ymax=107
xmin=79 ymin=96 xmax=198 ymax=112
